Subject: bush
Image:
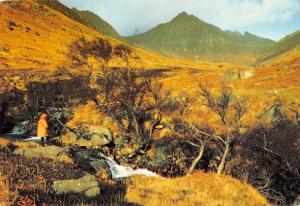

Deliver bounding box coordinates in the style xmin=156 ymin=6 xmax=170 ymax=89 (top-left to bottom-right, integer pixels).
xmin=232 ymin=121 xmax=300 ymax=205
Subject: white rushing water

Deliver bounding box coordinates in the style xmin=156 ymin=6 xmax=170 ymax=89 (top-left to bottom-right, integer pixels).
xmin=98 ymin=152 xmax=158 ymax=179
xmin=8 ymin=121 xmax=29 ymax=135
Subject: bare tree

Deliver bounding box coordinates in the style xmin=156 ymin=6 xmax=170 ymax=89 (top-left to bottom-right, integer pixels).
xmin=95 ymin=68 xmax=175 ymax=150
xmin=171 ymin=94 xmax=209 ymax=175
xmin=196 ymin=83 xmax=247 ymax=174
xmin=68 ymin=37 xmax=134 ymax=70
xmin=68 ymin=37 xmax=114 ymax=73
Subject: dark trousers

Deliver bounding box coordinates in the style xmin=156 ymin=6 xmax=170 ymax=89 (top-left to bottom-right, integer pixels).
xmin=41 ymin=136 xmax=49 ymax=146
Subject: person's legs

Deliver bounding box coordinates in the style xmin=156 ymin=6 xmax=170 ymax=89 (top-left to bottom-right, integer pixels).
xmin=41 ymin=137 xmax=45 ymax=147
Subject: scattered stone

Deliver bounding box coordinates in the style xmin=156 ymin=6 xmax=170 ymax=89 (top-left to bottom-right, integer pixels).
xmin=7 ymin=20 xmax=17 ymax=28
xmin=52 ymin=174 xmax=100 ymax=197
xmin=239 ymin=69 xmax=255 ymax=79
xmin=0 ymin=46 xmax=9 ymax=53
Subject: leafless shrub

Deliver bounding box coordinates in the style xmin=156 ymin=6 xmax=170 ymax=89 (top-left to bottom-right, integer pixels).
xmin=174 ymin=83 xmax=248 ymax=175
xmin=237 ymin=121 xmax=300 ymax=205
xmin=68 ymin=37 xmax=133 ymax=71
xmin=95 ymin=68 xmax=176 ymax=150
xmin=197 ymin=83 xmax=248 ymax=174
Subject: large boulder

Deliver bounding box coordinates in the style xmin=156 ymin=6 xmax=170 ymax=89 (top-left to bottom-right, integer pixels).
xmin=52 ymin=174 xmax=100 ymax=197
xmin=14 ymin=146 xmax=72 ymax=163
xmin=90 ymin=160 xmax=108 ymax=171
xmin=61 ymin=127 xmax=112 ymax=148
xmin=87 ymin=126 xmax=112 ymax=144
xmin=90 ymin=160 xmax=111 ymax=180
xmin=60 ymin=131 xmax=78 ymax=145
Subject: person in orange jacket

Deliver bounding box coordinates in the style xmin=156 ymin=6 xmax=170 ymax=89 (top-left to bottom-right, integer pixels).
xmin=37 ymin=113 xmax=49 ymax=146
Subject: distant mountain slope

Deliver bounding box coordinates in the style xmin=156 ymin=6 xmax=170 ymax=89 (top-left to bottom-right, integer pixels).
xmin=37 ymin=0 xmax=120 ymax=39
xmin=72 ymin=8 xmax=120 ymax=39
xmin=257 ymin=30 xmax=300 ymax=63
xmin=126 ymin=12 xmax=275 ymax=65
xmin=0 ymin=0 xmax=193 ymax=71
xmin=37 ymin=0 xmax=90 ymax=27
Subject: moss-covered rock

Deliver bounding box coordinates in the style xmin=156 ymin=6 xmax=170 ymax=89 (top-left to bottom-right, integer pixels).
xmin=13 ymin=145 xmax=73 ymax=163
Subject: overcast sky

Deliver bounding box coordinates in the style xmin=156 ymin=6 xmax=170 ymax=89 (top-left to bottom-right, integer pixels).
xmin=59 ymin=0 xmax=300 ymax=40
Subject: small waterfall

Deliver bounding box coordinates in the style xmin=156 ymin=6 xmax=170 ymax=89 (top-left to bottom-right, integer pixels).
xmin=8 ymin=121 xmax=29 ymax=135
xmin=98 ymin=152 xmax=158 ymax=179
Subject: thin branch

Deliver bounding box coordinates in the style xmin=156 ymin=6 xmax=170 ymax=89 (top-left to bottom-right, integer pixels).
xmin=189 ymin=123 xmax=226 ymax=145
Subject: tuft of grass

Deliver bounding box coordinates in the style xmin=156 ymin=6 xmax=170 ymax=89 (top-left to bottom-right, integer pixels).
xmin=0 ymin=138 xmax=40 ymax=149
xmin=126 ymin=172 xmax=269 ymax=206
xmin=0 ymin=172 xmax=9 ymax=206
xmin=0 ymin=139 xmax=9 ymax=148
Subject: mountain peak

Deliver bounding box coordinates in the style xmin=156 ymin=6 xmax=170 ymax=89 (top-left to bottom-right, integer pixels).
xmin=171 ymin=11 xmax=205 ymax=25
xmin=174 ymin=11 xmax=196 ymax=20
xmin=177 ymin=11 xmax=189 ymax=17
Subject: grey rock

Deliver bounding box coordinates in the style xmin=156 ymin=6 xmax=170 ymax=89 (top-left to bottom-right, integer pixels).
xmin=90 ymin=160 xmax=108 ymax=171
xmin=90 ymin=133 xmax=111 ymax=146
xmin=88 ymin=126 xmax=112 ymax=142
xmin=64 ymin=127 xmax=112 ymax=148
xmin=258 ymin=103 xmax=286 ymax=124
xmin=52 ymin=174 xmax=100 ymax=197
xmin=14 ymin=146 xmax=70 ymax=161
xmin=150 ymin=148 xmax=167 ymax=167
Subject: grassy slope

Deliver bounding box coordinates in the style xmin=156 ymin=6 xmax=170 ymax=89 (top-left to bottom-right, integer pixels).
xmin=126 ymin=12 xmax=274 ymax=65
xmin=126 ymin=172 xmax=269 ymax=206
xmin=257 ymin=30 xmax=300 ymax=64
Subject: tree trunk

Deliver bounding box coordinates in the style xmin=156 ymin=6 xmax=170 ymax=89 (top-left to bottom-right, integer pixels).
xmin=187 ymin=143 xmax=205 ymax=176
xmin=217 ymin=142 xmax=230 ymax=175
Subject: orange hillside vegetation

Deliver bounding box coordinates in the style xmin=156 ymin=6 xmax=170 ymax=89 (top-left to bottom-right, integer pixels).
xmin=126 ymin=172 xmax=269 ymax=206
xmin=0 ymin=0 xmax=209 ymax=71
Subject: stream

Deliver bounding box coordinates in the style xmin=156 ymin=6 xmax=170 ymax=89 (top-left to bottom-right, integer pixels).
xmin=3 ymin=122 xmax=159 ymax=179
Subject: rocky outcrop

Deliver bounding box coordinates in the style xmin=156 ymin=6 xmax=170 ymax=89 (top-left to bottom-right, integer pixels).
xmin=13 ymin=146 xmax=73 ymax=163
xmin=60 ymin=126 xmax=112 ymax=148
xmin=258 ymin=102 xmax=286 ymax=124
xmin=52 ymin=174 xmax=100 ymax=197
